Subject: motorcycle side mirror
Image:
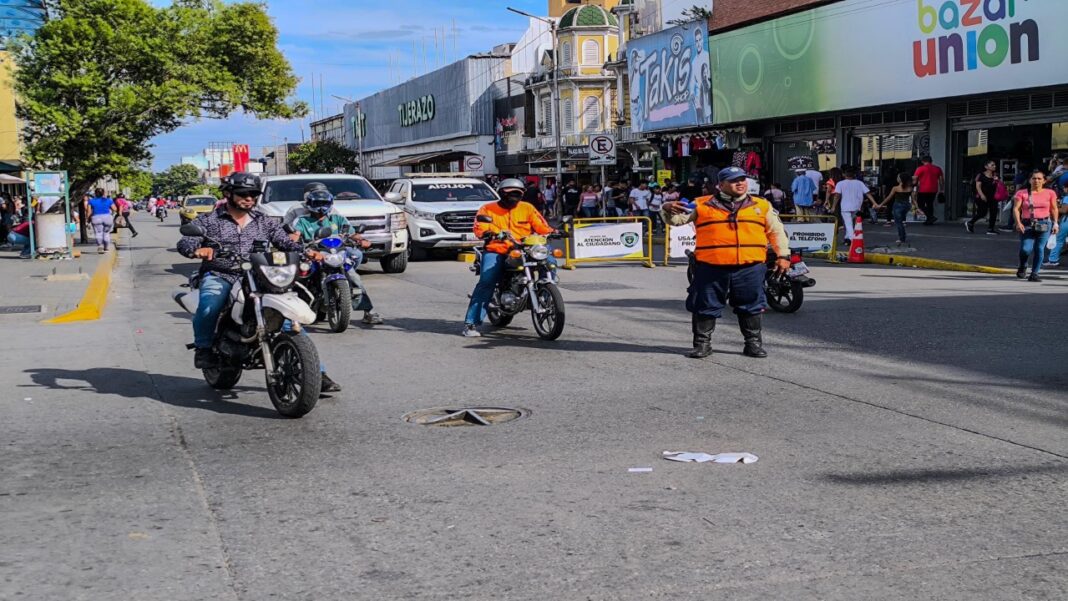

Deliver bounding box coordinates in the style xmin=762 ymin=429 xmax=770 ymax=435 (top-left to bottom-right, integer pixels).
xmin=180 ymin=223 xmax=206 ymax=237
xmin=560 ymin=215 xmax=574 ymax=224
xmin=476 ymin=215 xmax=493 ymax=224
xmin=316 ymin=226 xmax=334 ymax=239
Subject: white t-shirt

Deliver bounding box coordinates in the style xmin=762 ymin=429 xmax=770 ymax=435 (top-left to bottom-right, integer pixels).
xmin=649 ymin=192 xmax=664 ymax=210
xmin=835 ymin=179 xmax=869 ymax=212
xmin=805 ymin=170 xmax=823 ymax=189
xmin=629 ymin=188 xmax=652 ymax=210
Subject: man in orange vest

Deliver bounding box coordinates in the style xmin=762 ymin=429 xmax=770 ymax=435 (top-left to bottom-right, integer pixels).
xmin=662 ymin=167 xmax=791 ymax=359
xmin=463 ymin=178 xmax=556 ymax=337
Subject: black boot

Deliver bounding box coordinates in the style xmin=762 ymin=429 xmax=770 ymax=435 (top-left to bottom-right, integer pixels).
xmin=320 ymin=372 xmax=342 ymax=394
xmin=739 ymin=314 xmax=768 ymax=358
xmin=194 ymin=348 xmax=218 ymax=369
xmin=686 ymin=315 xmax=716 ymax=359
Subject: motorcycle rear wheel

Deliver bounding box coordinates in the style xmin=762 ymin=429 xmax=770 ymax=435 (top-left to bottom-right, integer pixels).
xmin=203 ymin=366 xmax=242 ymax=390
xmin=766 ymin=277 xmax=804 ymax=313
xmin=531 ymin=283 xmax=565 ymax=340
xmin=326 ymin=279 xmax=351 ymax=333
xmin=266 ymin=333 xmax=321 ymax=418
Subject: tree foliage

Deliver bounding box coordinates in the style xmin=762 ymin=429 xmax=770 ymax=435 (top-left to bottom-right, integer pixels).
xmin=288 ymin=140 xmax=360 ymax=175
xmin=120 ymin=168 xmax=153 ymax=199
xmin=153 ymin=163 xmax=202 ymax=198
xmin=667 ymin=5 xmax=713 ymax=26
xmin=12 ymin=0 xmax=306 ymax=196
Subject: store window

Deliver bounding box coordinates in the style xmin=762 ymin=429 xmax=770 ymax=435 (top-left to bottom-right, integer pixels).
xmin=582 ymin=96 xmax=600 ymax=131
xmin=582 ymin=40 xmax=599 ymax=65
xmin=850 ymin=133 xmax=925 ymax=199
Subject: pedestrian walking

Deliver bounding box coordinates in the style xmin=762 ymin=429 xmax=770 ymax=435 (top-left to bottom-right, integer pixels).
xmin=763 ymin=183 xmax=785 ymax=213
xmin=86 ymin=188 xmax=116 ymax=253
xmin=629 ymin=182 xmax=652 ymax=219
xmin=876 ymin=173 xmax=916 ymax=246
xmin=966 ymin=160 xmax=1000 ymax=235
xmin=648 ymin=183 xmax=664 ymax=232
xmin=543 ymin=181 xmax=557 ymax=218
xmin=790 ymin=169 xmax=817 ymax=215
xmin=577 ymin=185 xmax=599 ymax=217
xmin=562 ymin=181 xmax=580 ymax=217
xmin=113 ymin=195 xmax=139 ymax=238
xmin=660 ymin=166 xmax=790 ymax=359
xmin=1013 ymin=170 xmax=1059 ymax=282
xmin=523 ymin=180 xmax=546 ymax=215
xmin=612 ymin=182 xmax=629 ymax=217
xmin=831 ymin=169 xmax=876 ymax=243
xmin=1044 ymin=157 xmax=1068 ymax=266
xmin=912 ymin=155 xmax=944 ymax=225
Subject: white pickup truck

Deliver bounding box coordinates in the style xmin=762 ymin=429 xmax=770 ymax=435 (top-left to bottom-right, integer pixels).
xmin=256 ymin=174 xmax=410 ymax=273
xmin=384 ymin=175 xmax=499 ymax=260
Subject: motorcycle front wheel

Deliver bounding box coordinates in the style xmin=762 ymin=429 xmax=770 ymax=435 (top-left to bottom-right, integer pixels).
xmin=531 ymin=283 xmax=565 ymax=340
xmin=203 ymin=366 xmax=242 ymax=390
xmin=326 ymin=279 xmax=351 ymax=333
xmin=765 ymin=277 xmax=804 ymax=313
xmin=266 ymin=333 xmax=322 ymax=418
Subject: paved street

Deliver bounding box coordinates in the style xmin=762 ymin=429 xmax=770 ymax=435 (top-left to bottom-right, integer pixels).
xmin=3 ymin=213 xmax=1067 ymax=600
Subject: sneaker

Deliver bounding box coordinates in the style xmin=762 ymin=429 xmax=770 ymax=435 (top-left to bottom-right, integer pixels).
xmin=361 ymin=311 xmax=383 ymax=325
xmin=461 ymin=324 xmax=482 ymax=338
xmin=131 ymin=232 xmax=139 ymax=238
xmin=321 ymin=373 xmax=342 ymax=393
xmin=1016 ymin=267 xmax=1027 ymax=279
xmin=986 ymin=230 xmax=998 ymax=235
xmin=965 ymin=222 xmax=974 ymax=233
xmin=1028 ymin=274 xmax=1043 ymax=283
xmin=96 ymin=246 xmax=104 ymax=254
xmin=193 ymin=348 xmax=218 ymax=369
xmin=1042 ymin=261 xmax=1057 ymax=267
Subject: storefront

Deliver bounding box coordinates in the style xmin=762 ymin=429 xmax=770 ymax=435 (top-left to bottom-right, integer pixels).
xmin=343 ymin=55 xmax=509 ymax=184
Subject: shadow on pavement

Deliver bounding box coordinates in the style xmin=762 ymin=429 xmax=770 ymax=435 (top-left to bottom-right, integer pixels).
xmin=821 ymin=462 xmax=1068 ymax=486
xmin=23 ymin=367 xmax=283 ymax=419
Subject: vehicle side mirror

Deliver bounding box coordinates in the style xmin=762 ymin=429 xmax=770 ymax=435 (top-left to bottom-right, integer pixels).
xmin=384 ymin=192 xmax=404 ymax=204
xmin=476 ymin=215 xmax=493 ymax=224
xmin=316 ymin=226 xmax=334 ymax=239
xmin=180 ymin=223 xmax=206 ymax=237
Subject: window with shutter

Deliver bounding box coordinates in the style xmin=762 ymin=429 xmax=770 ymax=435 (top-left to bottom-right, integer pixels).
xmin=541 ymin=97 xmax=552 ymax=134
xmin=563 ymin=99 xmax=574 ymax=133
xmin=582 ymin=40 xmax=599 ymax=65
xmin=561 ymin=42 xmax=572 ymax=66
xmin=583 ymin=97 xmax=600 ymax=131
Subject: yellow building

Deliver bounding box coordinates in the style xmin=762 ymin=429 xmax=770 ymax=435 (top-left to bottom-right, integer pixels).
xmin=0 ymin=51 xmax=22 ymax=171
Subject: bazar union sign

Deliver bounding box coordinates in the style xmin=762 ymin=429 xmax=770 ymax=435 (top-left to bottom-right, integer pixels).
xmin=399 ymin=95 xmax=435 ymax=127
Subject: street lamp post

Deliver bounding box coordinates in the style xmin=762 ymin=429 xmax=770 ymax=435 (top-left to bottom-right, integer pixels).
xmin=508 ymin=7 xmax=563 ymax=191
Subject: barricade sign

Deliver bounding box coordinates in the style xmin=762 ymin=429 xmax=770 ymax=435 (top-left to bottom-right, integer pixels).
xmin=780 ymin=214 xmax=840 ymax=259
xmin=564 ymin=217 xmax=654 ymax=269
xmin=667 ymin=223 xmax=695 ymax=259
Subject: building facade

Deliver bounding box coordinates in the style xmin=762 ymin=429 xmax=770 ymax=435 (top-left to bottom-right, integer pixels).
xmin=310 ymin=114 xmax=345 ymax=145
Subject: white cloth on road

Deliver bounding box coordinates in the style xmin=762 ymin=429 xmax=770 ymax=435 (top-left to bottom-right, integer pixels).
xmin=662 ymin=451 xmax=759 ymax=464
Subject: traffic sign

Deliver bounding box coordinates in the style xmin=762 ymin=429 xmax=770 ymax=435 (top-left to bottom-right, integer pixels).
xmin=588 ymin=134 xmax=617 ymax=166
xmin=464 ymin=155 xmax=485 ymax=173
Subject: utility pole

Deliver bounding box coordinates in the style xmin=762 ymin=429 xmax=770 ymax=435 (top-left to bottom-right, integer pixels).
xmin=508 ymin=7 xmax=563 ymax=191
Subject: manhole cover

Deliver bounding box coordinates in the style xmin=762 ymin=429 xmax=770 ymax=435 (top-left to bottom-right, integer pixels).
xmin=0 ymin=305 xmax=42 ymax=314
xmin=403 ymin=407 xmax=529 ymax=427
xmin=559 ymin=282 xmax=636 ymax=292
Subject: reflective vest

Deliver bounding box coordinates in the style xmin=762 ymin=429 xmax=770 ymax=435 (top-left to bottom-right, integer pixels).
xmin=693 ymin=195 xmax=772 ymax=266
xmin=473 ymin=201 xmax=553 ymax=254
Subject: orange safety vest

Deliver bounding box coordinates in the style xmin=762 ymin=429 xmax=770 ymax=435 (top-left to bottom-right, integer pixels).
xmin=693 ymin=195 xmax=772 ymax=266
xmin=473 ymin=201 xmax=553 ymax=254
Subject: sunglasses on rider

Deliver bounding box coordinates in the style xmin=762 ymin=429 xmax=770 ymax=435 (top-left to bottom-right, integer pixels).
xmin=233 ymin=190 xmax=261 ymax=199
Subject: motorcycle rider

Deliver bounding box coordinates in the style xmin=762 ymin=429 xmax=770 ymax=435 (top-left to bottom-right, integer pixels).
xmin=176 ymin=172 xmax=342 ymax=392
xmin=661 ymin=166 xmax=791 ymax=359
xmin=289 ymin=185 xmax=384 ymax=325
xmin=462 ymin=178 xmax=556 ymax=337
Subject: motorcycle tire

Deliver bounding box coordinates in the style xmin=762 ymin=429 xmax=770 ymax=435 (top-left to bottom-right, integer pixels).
xmin=326 ymin=279 xmax=351 ymax=333
xmin=266 ymin=333 xmax=321 ymax=418
xmin=487 ymin=302 xmax=514 ymax=328
xmin=766 ymin=277 xmax=804 ymax=313
xmin=531 ymin=283 xmax=566 ymax=341
xmin=203 ymin=366 xmax=242 ymax=390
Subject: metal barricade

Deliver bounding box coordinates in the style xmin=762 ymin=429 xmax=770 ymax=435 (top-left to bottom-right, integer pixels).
xmin=662 ymin=213 xmax=841 ymax=266
xmin=563 ymin=216 xmax=655 ymax=269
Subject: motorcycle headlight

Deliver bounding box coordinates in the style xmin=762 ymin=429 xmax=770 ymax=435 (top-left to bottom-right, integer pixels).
xmin=323 ymin=253 xmax=344 ymax=267
xmin=259 ymin=264 xmax=297 ymax=288
xmin=529 ymin=245 xmax=549 ymax=261
xmin=390 ymin=212 xmax=408 ymax=230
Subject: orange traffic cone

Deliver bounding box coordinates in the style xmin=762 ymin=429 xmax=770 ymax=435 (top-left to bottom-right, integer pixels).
xmin=847 ymin=216 xmax=865 ymax=263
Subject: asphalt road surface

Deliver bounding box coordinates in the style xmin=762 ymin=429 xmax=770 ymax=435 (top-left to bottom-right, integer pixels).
xmin=4 ymin=215 xmax=1067 ymax=600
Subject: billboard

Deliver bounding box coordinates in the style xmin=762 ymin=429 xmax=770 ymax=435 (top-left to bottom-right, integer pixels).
xmin=628 ymin=21 xmax=713 ymax=133
xmin=232 ymin=144 xmax=249 ymax=173
xmin=711 ymin=0 xmax=1066 ymax=125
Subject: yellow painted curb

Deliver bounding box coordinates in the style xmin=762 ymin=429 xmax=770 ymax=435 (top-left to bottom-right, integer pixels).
xmin=864 ymin=253 xmax=1014 ymax=274
xmin=43 ymin=248 xmax=118 ymax=324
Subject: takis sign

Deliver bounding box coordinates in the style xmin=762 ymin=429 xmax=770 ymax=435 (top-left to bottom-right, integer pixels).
xmin=914 ymin=0 xmax=1039 ymax=77
xmin=399 ymin=95 xmax=435 ymax=127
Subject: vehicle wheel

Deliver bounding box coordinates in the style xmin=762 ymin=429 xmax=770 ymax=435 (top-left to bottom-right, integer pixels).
xmin=408 ymin=245 xmax=428 ymax=262
xmin=531 ymin=283 xmax=565 ymax=340
xmin=766 ymin=277 xmax=804 ymax=313
xmin=380 ymin=252 xmax=408 ymax=273
xmin=487 ymin=302 xmax=514 ymax=328
xmin=326 ymin=279 xmax=351 ymax=333
xmin=203 ymin=366 xmax=242 ymax=389
xmin=266 ymin=333 xmax=321 ymax=418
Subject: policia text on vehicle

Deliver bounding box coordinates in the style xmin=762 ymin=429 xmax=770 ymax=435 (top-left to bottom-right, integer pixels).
xmin=661 ymin=167 xmax=790 ymax=359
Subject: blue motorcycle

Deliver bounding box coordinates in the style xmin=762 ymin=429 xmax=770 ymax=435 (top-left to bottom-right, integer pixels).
xmin=296 ymin=225 xmax=363 ymax=333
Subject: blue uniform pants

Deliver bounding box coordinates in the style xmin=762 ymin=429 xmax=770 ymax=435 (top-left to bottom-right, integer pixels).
xmin=686 ymin=261 xmax=767 ymax=318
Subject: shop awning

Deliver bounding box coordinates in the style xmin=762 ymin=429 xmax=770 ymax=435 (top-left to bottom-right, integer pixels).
xmin=0 ymin=173 xmax=25 ymax=183
xmin=373 ymin=150 xmax=476 ymax=168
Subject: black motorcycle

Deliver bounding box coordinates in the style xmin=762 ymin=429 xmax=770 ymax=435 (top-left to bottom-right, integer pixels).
xmin=474 ymin=215 xmax=568 ymax=340
xmin=156 ymin=205 xmax=168 ymax=222
xmin=173 ymin=222 xmax=322 ymax=418
xmin=295 ymin=225 xmax=364 ymax=334
xmin=686 ymin=249 xmax=815 ymax=314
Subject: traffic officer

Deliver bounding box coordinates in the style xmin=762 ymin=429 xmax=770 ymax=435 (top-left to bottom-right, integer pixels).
xmin=661 ymin=166 xmax=791 ymax=359
xmin=462 ymin=178 xmax=555 ymax=337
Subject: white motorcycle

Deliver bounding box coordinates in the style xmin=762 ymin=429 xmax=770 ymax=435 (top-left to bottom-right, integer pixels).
xmin=173 ymin=223 xmax=322 ymax=418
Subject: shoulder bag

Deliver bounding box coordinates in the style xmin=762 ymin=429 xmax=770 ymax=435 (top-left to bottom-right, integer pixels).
xmin=1026 ymin=190 xmax=1050 ymax=234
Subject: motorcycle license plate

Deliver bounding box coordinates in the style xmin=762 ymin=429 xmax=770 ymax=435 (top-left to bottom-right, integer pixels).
xmin=464 ymin=233 xmax=477 ymax=241
xmin=788 ymin=262 xmax=810 ymax=277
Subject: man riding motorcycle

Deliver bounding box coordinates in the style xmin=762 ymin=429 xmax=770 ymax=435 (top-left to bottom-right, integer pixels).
xmin=176 ymin=172 xmax=342 ymax=392
xmin=462 ymin=178 xmax=557 ymax=337
xmin=288 ymin=185 xmax=383 ymax=325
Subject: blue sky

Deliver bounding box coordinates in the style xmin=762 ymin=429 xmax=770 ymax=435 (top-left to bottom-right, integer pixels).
xmin=149 ymin=0 xmax=543 ymax=170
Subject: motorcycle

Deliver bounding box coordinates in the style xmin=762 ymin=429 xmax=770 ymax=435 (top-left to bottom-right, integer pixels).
xmin=686 ymin=248 xmax=815 ymax=314
xmin=172 ymin=222 xmax=322 ymax=418
xmin=295 ymin=224 xmax=365 ymax=334
xmin=156 ymin=206 xmax=168 ymax=222
xmin=473 ymin=215 xmax=568 ymax=340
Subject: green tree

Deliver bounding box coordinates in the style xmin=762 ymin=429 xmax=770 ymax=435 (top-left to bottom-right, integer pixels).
xmin=121 ymin=168 xmax=153 ymax=199
xmin=12 ymin=0 xmax=306 ymax=198
xmin=667 ymin=5 xmax=712 ymax=26
xmin=153 ymin=163 xmax=202 ymax=198
xmin=288 ymin=140 xmax=360 ymax=175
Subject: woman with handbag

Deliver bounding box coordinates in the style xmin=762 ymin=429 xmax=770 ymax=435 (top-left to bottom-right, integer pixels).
xmin=967 ymin=160 xmax=1000 ymax=235
xmin=1012 ymin=170 xmax=1059 ymax=282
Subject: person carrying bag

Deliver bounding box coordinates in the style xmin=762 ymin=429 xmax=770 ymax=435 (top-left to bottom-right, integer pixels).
xmin=1012 ymin=170 xmax=1059 ymax=282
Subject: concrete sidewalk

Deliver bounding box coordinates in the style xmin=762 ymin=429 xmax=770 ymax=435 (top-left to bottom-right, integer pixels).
xmin=860 ymin=219 xmax=1042 ymax=271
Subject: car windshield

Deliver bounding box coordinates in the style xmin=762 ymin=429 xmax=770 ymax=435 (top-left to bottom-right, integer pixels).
xmin=185 ymin=197 xmax=216 ymax=207
xmin=263 ymin=178 xmax=380 ymax=203
xmin=411 ymin=183 xmax=498 ymax=203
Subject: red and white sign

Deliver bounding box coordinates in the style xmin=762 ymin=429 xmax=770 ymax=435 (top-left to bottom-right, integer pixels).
xmin=232 ymin=144 xmax=250 ymax=173
xmin=464 ymin=155 xmax=485 ymax=173
xmin=588 ymin=134 xmax=616 ymax=166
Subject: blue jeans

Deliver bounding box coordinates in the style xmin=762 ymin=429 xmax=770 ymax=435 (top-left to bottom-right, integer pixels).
xmin=465 ymin=252 xmax=507 ymax=325
xmin=1045 ymin=213 xmax=1068 ymax=264
xmin=892 ymin=200 xmax=910 ymax=242
xmin=342 ymin=249 xmax=373 ymax=311
xmin=1019 ymin=220 xmax=1052 ymax=276
xmin=580 ymin=206 xmax=598 ymax=218
xmin=193 ymin=274 xmax=233 ymax=349
xmin=8 ymin=231 xmax=29 ymax=253
xmin=686 ymin=262 xmax=767 ymax=318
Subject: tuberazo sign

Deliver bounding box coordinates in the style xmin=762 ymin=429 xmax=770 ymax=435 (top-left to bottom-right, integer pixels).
xmin=627 ymin=21 xmax=712 ymax=133
xmin=399 ymin=95 xmax=435 ymax=127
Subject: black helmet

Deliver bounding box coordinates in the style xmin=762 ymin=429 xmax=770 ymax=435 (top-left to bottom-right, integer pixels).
xmin=221 ymin=172 xmax=262 ymax=195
